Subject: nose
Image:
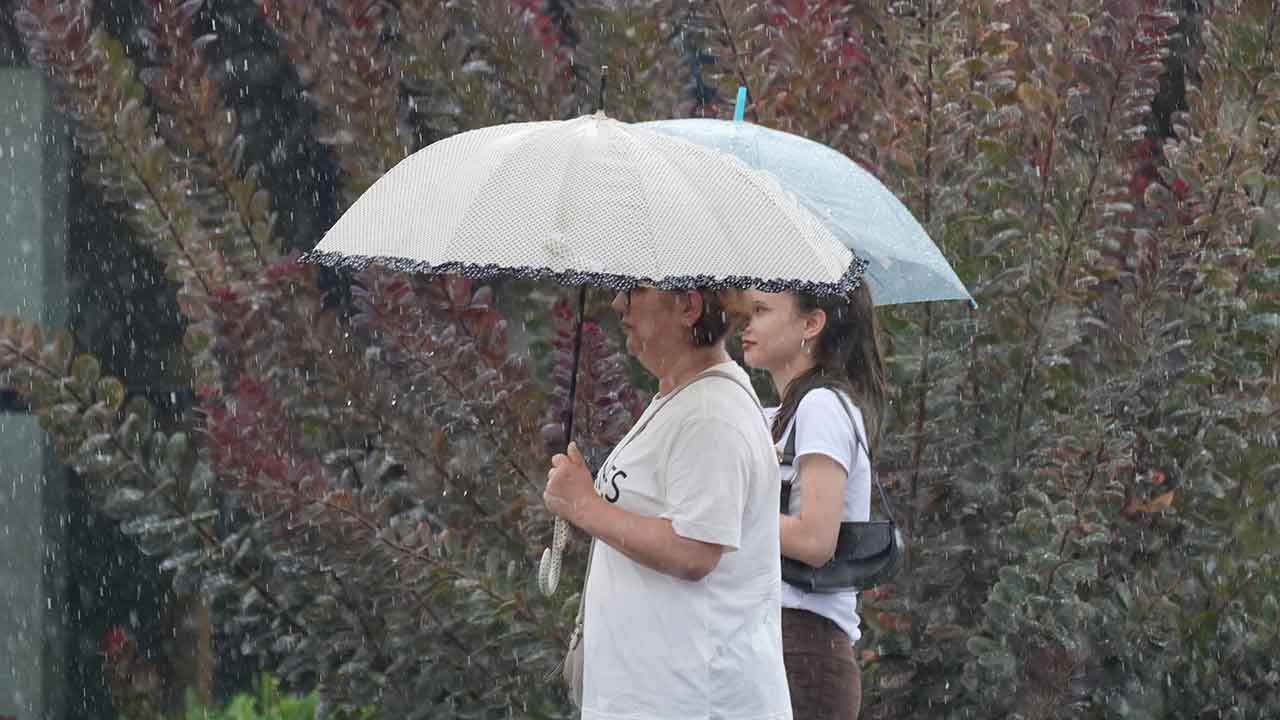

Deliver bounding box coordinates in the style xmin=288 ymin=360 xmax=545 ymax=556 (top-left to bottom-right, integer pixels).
xmin=611 ymin=291 xmax=628 ymax=315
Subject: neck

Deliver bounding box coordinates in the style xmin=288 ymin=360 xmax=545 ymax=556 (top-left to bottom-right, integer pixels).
xmin=656 ymin=344 xmax=731 ymax=395
xmin=769 ymin=355 xmax=818 ymax=403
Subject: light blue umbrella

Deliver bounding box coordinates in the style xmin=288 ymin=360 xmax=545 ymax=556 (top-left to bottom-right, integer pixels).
xmin=641 ymin=88 xmax=973 ymax=307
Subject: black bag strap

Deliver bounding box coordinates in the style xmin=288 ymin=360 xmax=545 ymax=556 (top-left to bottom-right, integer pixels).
xmin=779 ymin=388 xmax=897 ymax=526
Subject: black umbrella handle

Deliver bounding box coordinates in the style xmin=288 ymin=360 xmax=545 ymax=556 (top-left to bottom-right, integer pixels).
xmin=562 ymin=285 xmax=588 ymax=447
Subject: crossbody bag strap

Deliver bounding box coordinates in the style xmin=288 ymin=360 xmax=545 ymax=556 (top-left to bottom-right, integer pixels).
xmin=779 ymin=388 xmax=897 ymax=525
xmin=828 ymin=391 xmax=897 ymax=526
xmin=688 ymin=369 xmax=767 ymax=418
xmin=572 ymin=539 xmax=595 ymax=629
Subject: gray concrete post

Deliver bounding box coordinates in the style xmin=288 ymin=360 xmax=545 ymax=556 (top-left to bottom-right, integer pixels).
xmin=1 ymin=68 xmax=69 ymax=720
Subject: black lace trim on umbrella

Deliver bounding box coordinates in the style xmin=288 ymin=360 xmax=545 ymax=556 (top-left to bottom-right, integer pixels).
xmin=300 ymin=250 xmax=870 ymax=298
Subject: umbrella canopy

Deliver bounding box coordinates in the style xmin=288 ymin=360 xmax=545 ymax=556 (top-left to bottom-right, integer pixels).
xmin=639 ymin=117 xmax=973 ymax=307
xmin=305 ymin=113 xmax=866 ymax=296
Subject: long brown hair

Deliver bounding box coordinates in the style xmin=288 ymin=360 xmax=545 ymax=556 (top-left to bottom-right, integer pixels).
xmin=770 ymin=281 xmax=888 ymax=454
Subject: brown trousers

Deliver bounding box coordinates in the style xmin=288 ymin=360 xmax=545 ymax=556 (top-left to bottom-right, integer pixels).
xmin=782 ymin=608 xmax=862 ymax=720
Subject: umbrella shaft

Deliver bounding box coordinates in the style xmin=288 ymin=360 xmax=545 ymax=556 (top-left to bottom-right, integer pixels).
xmin=563 ymin=285 xmax=588 ymax=445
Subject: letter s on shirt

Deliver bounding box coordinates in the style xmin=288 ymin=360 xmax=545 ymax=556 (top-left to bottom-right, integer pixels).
xmin=596 ymin=465 xmax=624 ymax=504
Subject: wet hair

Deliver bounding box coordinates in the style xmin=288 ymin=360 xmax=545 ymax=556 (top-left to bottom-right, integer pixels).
xmin=769 ymin=281 xmax=888 ymax=453
xmin=689 ymin=288 xmax=750 ymax=347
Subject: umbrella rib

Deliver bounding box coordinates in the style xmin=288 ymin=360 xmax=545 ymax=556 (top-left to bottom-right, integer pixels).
xmin=649 ymin=140 xmax=744 ymax=282
xmin=552 ymin=123 xmax=590 ymax=270
xmin=620 ymin=127 xmax=666 ymax=283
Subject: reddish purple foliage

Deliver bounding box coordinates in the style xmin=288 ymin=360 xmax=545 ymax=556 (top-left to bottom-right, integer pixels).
xmin=202 ymin=375 xmax=325 ymax=508
xmin=541 ymin=296 xmax=644 ymax=463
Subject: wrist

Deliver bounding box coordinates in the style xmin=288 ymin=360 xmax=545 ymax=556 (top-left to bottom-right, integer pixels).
xmin=570 ymin=492 xmax=609 ymax=536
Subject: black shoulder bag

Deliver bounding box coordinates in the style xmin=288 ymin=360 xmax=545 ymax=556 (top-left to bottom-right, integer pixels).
xmin=779 ymin=389 xmax=904 ymax=593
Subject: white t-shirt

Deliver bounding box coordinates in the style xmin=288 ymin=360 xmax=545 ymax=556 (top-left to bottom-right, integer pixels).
xmin=582 ymin=361 xmax=792 ymax=720
xmin=765 ymin=388 xmax=871 ymax=644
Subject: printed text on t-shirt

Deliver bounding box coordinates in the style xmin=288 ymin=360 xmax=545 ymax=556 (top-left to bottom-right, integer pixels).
xmin=596 ymin=463 xmax=624 ymax=503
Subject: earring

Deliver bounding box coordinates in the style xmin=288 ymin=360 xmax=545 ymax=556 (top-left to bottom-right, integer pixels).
xmin=801 ymin=337 xmax=808 ymax=353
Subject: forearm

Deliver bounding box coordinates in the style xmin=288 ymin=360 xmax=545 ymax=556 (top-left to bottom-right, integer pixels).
xmin=576 ymin=499 xmax=721 ymax=582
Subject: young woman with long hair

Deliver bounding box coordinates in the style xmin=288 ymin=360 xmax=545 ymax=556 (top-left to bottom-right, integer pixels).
xmin=740 ymin=282 xmax=888 ymax=719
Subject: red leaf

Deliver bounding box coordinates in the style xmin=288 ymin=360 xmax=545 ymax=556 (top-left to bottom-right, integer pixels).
xmin=102 ymin=626 xmax=130 ymax=658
